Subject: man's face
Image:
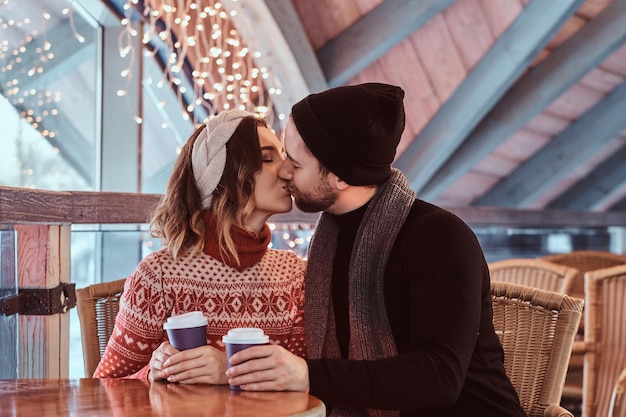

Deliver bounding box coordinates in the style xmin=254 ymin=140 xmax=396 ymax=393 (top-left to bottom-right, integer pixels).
xmin=279 ymin=119 xmax=338 ymax=213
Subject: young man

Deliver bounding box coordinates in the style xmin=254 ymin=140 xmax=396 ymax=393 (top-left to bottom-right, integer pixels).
xmin=226 ymin=83 xmax=526 ymax=417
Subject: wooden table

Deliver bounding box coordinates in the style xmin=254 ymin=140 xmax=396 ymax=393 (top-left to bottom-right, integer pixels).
xmin=0 ymin=378 xmax=325 ymax=417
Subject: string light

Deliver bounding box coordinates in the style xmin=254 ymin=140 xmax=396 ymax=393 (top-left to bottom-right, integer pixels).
xmin=143 ymin=222 xmax=314 ymax=258
xmin=119 ymin=0 xmax=275 ymax=126
xmin=266 ymin=223 xmax=314 ymax=259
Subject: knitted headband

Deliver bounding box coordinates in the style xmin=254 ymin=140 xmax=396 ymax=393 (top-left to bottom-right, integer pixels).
xmin=192 ymin=109 xmax=255 ymax=209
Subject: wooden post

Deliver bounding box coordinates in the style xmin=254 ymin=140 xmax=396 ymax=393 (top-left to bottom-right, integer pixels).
xmin=16 ymin=224 xmax=71 ymax=378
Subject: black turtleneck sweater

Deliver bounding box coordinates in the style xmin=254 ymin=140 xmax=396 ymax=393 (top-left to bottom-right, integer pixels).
xmin=306 ymin=199 xmax=526 ymax=417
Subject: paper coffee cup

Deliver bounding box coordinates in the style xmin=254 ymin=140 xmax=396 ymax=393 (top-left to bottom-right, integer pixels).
xmin=163 ymin=311 xmax=208 ymax=351
xmin=222 ymin=328 xmax=269 ymax=390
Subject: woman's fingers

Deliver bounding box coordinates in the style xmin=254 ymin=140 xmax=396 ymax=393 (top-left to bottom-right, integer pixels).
xmin=161 ymin=345 xmax=229 ymax=385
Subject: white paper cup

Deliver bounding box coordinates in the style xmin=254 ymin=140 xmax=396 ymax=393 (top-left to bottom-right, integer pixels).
xmin=163 ymin=311 xmax=208 ymax=350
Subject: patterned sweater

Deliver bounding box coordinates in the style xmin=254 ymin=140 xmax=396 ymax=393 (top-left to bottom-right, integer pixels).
xmin=94 ymin=247 xmax=306 ymax=378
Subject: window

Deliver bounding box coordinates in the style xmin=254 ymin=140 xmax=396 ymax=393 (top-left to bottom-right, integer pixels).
xmin=0 ymin=0 xmax=98 ymax=191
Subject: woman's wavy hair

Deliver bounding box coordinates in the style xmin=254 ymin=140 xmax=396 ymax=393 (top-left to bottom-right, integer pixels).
xmin=150 ymin=115 xmax=267 ymax=263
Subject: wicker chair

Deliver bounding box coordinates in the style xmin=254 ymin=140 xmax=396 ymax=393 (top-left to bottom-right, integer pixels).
xmin=609 ymin=368 xmax=626 ymax=417
xmin=490 ymin=281 xmax=583 ymax=417
xmin=540 ymin=251 xmax=626 ymax=300
xmin=75 ymin=278 xmax=126 ymax=377
xmin=581 ymin=265 xmax=626 ymax=417
xmin=489 ymin=258 xmax=577 ymax=294
xmin=540 ymin=251 xmax=626 ymax=400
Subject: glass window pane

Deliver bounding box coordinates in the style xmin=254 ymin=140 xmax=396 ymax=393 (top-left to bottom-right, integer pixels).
xmin=0 ymin=0 xmax=99 ymax=190
xmin=141 ymin=56 xmax=195 ymax=194
xmin=69 ymin=225 xmax=162 ymax=377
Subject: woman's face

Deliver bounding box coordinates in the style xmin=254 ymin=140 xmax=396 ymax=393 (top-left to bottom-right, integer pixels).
xmin=251 ymin=126 xmax=293 ymax=220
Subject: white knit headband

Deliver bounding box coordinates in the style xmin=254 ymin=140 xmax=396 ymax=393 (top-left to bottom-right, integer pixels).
xmin=192 ymin=109 xmax=256 ymax=209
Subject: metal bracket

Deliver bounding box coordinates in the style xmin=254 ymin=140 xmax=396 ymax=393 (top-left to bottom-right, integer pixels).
xmin=0 ymin=282 xmax=76 ymax=316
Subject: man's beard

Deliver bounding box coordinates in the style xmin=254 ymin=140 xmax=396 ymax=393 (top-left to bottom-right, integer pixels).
xmin=290 ymin=181 xmax=338 ymax=213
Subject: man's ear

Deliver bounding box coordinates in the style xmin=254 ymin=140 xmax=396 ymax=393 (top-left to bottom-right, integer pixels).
xmin=327 ymin=173 xmax=350 ymax=191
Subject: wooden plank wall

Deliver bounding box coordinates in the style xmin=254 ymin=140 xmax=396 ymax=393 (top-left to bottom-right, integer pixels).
xmin=0 ymin=230 xmax=18 ymax=378
xmin=14 ymin=225 xmax=71 ymax=378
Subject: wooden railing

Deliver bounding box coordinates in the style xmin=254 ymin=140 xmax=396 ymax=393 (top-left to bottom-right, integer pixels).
xmin=0 ymin=187 xmax=162 ymax=224
xmin=0 ymin=187 xmax=161 ymax=378
xmin=3 ymin=186 xmax=626 ymax=227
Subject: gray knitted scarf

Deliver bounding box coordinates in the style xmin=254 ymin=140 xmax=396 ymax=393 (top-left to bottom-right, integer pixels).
xmin=305 ymin=169 xmax=416 ymax=417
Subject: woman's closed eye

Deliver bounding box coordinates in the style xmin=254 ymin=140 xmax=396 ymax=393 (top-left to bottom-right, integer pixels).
xmin=262 ymin=151 xmax=276 ymax=163
xmin=261 ymin=146 xmax=284 ymax=163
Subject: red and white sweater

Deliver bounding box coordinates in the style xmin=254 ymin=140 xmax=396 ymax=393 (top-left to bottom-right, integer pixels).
xmin=94 ymin=247 xmax=306 ymax=378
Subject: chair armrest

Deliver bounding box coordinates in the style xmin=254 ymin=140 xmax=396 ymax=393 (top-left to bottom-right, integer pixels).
xmin=609 ymin=368 xmax=626 ymax=417
xmin=570 ymin=340 xmax=586 ymax=354
xmin=543 ymin=404 xmax=574 ymax=417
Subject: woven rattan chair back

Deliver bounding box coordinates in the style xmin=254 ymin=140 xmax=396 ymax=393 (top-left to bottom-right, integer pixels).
xmin=540 ymin=252 xmax=626 ymax=401
xmin=75 ymin=278 xmax=126 ymax=377
xmin=491 ymin=281 xmax=583 ymax=417
xmin=608 ymin=368 xmax=626 ymax=417
xmin=489 ymin=258 xmax=577 ymax=294
xmin=583 ymin=265 xmax=626 ymax=417
xmin=540 ymin=251 xmax=626 ymax=300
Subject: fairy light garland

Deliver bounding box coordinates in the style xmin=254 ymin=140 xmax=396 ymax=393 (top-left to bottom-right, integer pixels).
xmin=118 ymin=0 xmax=275 ymax=125
xmin=1 ymin=0 xmax=279 ymax=132
xmin=1 ymin=0 xmax=281 ymax=190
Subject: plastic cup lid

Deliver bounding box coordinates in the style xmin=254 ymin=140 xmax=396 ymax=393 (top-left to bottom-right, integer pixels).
xmin=163 ymin=311 xmax=208 ymax=330
xmin=222 ymin=327 xmax=269 ymax=344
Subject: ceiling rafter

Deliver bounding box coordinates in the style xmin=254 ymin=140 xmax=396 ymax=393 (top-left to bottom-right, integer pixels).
xmin=316 ymin=0 xmax=456 ymax=88
xmin=548 ymin=142 xmax=626 ymax=211
xmin=475 ymin=79 xmax=626 ymax=208
xmin=262 ymin=0 xmax=327 ymax=94
xmin=611 ymin=196 xmax=626 ymax=212
xmin=392 ymin=0 xmax=585 ymax=195
xmin=416 ymin=0 xmax=626 ymax=201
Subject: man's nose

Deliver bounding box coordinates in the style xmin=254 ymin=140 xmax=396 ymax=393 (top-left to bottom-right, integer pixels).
xmin=278 ymin=160 xmax=292 ymax=180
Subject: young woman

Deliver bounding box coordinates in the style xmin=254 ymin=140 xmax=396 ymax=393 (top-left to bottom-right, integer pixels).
xmin=94 ymin=110 xmax=306 ymax=384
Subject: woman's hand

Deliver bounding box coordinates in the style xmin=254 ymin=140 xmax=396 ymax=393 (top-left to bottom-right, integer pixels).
xmin=153 ymin=343 xmax=229 ymax=385
xmin=149 ymin=341 xmax=179 ymax=382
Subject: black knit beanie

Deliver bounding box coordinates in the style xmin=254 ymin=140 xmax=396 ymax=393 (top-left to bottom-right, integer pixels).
xmin=291 ymin=82 xmax=405 ymax=185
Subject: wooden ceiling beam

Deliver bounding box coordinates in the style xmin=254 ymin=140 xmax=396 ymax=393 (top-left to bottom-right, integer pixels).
xmin=476 ymin=80 xmax=626 ymax=207
xmin=548 ymin=143 xmax=626 ymax=211
xmin=317 ymin=0 xmax=455 ymax=87
xmin=610 ymin=196 xmax=626 ymax=212
xmin=393 ymin=0 xmax=584 ymax=194
xmin=262 ymin=0 xmax=327 ymax=94
xmin=222 ymin=0 xmax=323 ymax=123
xmin=417 ymin=0 xmax=626 ymax=200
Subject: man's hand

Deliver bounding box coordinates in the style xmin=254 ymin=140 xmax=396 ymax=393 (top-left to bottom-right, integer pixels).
xmin=225 ymin=345 xmax=309 ymax=392
xmin=150 ymin=342 xmax=228 ymax=385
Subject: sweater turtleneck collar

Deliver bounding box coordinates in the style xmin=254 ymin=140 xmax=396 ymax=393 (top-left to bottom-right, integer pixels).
xmin=332 ymin=200 xmax=371 ymax=230
xmin=202 ymin=211 xmax=271 ymax=271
